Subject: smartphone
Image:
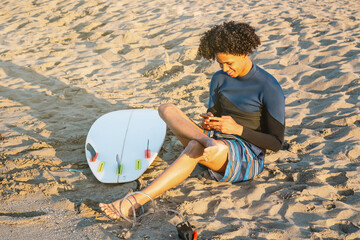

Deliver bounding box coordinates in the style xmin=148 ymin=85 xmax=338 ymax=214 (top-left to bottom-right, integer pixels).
xmin=200 ymin=114 xmax=218 ymax=122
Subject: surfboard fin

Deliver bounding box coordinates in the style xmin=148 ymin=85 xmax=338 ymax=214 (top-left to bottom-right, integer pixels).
xmin=145 ymin=149 xmax=151 ymax=159
xmin=116 ymin=163 xmax=123 ymax=175
xmin=116 ymin=154 xmax=123 ymax=175
xmin=87 ymin=143 xmax=98 ymax=162
xmin=145 ymin=139 xmax=151 ymax=158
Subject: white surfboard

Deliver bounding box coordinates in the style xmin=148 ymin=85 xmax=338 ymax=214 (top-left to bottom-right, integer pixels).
xmin=85 ymin=109 xmax=167 ymax=183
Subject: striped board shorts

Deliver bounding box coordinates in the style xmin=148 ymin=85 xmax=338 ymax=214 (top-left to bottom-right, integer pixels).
xmin=205 ymin=131 xmax=264 ymax=183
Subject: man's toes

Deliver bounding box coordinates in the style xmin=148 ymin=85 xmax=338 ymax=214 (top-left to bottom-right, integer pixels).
xmin=203 ymin=152 xmax=210 ymax=162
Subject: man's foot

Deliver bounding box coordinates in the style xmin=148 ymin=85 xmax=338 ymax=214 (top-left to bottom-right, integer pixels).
xmin=99 ymin=196 xmax=139 ymax=219
xmin=99 ymin=200 xmax=122 ymax=219
xmin=203 ymin=142 xmax=228 ymax=162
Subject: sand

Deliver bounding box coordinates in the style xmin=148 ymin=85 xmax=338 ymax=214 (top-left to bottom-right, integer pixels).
xmin=0 ymin=0 xmax=359 ymax=239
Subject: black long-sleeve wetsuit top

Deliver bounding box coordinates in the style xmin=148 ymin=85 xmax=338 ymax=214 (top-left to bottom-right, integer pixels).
xmin=207 ymin=63 xmax=285 ymax=153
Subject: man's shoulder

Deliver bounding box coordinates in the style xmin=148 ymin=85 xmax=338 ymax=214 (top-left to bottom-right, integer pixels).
xmin=211 ymin=70 xmax=228 ymax=85
xmin=253 ymin=65 xmax=275 ymax=80
xmin=253 ymin=65 xmax=282 ymax=89
xmin=212 ymin=70 xmax=227 ymax=78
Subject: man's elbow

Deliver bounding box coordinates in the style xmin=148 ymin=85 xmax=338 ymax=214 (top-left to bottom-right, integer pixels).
xmin=269 ymin=139 xmax=283 ymax=152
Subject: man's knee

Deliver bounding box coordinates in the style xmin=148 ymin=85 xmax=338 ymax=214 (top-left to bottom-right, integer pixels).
xmin=184 ymin=140 xmax=204 ymax=158
xmin=158 ymin=103 xmax=176 ymax=119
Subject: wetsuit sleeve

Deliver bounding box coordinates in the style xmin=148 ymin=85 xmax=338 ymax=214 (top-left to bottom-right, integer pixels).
xmin=241 ymin=108 xmax=285 ymax=152
xmin=241 ymin=82 xmax=285 ymax=152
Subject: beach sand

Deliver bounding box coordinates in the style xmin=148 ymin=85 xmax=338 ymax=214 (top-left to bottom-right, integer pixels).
xmin=0 ymin=0 xmax=359 ymax=239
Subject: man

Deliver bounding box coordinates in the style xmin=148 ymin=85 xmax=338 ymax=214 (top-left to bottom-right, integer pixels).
xmin=100 ymin=21 xmax=285 ymax=218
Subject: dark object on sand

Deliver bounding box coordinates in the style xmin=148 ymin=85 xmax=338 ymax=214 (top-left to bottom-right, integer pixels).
xmin=177 ymin=221 xmax=197 ymax=240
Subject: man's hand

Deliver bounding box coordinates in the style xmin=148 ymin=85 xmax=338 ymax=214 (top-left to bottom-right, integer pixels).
xmin=204 ymin=115 xmax=243 ymax=136
xmin=200 ymin=112 xmax=213 ymax=130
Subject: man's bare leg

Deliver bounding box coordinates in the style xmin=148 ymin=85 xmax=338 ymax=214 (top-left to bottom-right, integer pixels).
xmin=158 ymin=103 xmax=214 ymax=147
xmin=159 ymin=103 xmax=229 ymax=162
xmin=99 ymin=104 xmax=229 ymax=218
xmin=99 ymin=140 xmax=228 ymax=219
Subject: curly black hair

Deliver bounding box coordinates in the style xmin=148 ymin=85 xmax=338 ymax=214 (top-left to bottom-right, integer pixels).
xmin=197 ymin=21 xmax=261 ymax=60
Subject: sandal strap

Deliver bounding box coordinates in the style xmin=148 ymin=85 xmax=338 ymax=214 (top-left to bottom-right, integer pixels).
xmin=119 ymin=191 xmax=157 ymax=226
xmin=117 ymin=191 xmax=186 ymax=227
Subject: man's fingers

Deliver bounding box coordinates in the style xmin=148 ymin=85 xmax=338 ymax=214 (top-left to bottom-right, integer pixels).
xmin=208 ymin=121 xmax=222 ymax=126
xmin=208 ymin=116 xmax=222 ymax=122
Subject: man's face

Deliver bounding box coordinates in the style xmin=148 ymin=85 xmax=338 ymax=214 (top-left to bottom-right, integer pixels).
xmin=215 ymin=53 xmax=249 ymax=78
